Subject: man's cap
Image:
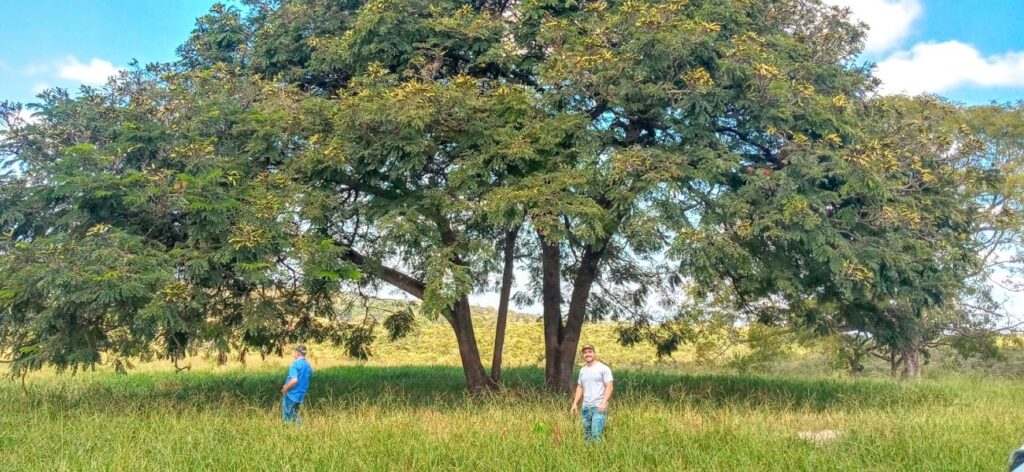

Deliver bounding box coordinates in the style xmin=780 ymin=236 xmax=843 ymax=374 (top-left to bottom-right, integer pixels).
xmin=581 ymin=344 xmax=595 ymax=353
xmin=295 ymin=344 xmax=308 ymax=355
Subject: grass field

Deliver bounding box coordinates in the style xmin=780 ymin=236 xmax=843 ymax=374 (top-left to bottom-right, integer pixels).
xmin=3 ymin=312 xmax=1024 ymax=471
xmin=2 ymin=366 xmax=1023 ymax=470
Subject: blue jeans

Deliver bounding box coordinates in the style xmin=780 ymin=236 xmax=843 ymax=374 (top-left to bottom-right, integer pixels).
xmin=282 ymin=396 xmax=302 ymax=425
xmin=581 ymin=405 xmax=607 ymax=443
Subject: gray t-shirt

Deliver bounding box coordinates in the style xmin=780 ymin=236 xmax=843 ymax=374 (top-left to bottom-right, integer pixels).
xmin=578 ymin=362 xmax=613 ymax=407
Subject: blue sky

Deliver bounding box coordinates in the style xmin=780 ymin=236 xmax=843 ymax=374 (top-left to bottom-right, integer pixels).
xmin=1 ymin=0 xmax=1023 ymax=107
xmin=826 ymin=0 xmax=1024 ymax=103
xmin=0 ymin=0 xmax=214 ymax=106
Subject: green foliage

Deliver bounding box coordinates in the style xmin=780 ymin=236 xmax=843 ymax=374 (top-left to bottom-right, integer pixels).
xmin=0 ymin=66 xmax=361 ymax=377
xmin=669 ymin=93 xmax=1000 ymax=368
xmin=727 ymin=324 xmax=799 ymax=374
xmin=383 ymin=307 xmax=417 ymax=342
xmin=341 ymin=323 xmax=377 ymax=360
xmin=948 ymin=332 xmax=1003 ymax=362
xmin=0 ymin=229 xmax=171 ymax=374
xmin=5 ymin=0 xmax=1022 ymax=389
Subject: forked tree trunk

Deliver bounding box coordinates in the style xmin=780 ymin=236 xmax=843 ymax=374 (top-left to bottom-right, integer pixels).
xmin=887 ymin=347 xmax=922 ymax=379
xmin=435 ymin=218 xmax=497 ymax=393
xmin=490 ymin=227 xmax=518 ymax=383
xmin=539 ymin=233 xmax=607 ymax=393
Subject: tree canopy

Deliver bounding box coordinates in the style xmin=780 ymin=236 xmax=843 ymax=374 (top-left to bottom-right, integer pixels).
xmin=2 ymin=0 xmax=1021 ymax=388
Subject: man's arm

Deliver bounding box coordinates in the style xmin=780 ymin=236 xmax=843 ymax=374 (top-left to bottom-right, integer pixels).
xmin=282 ymin=363 xmax=299 ymax=394
xmin=599 ymin=381 xmax=613 ymax=413
xmin=570 ymin=384 xmax=583 ymax=414
xmin=281 ymin=377 xmax=297 ymax=394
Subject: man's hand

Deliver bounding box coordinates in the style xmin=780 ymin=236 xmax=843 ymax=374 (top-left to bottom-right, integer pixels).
xmin=598 ymin=402 xmax=607 ymax=413
xmin=570 ymin=403 xmax=578 ymax=415
xmin=281 ymin=377 xmax=297 ymax=395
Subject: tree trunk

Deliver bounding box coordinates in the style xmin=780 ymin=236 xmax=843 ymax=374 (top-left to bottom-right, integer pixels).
xmin=900 ymin=348 xmax=922 ymax=379
xmin=551 ymin=245 xmax=604 ymax=391
xmin=887 ymin=349 xmax=900 ymax=377
xmin=539 ymin=232 xmax=607 ymax=393
xmin=847 ymin=353 xmax=864 ymax=375
xmin=490 ymin=227 xmax=518 ymax=383
xmin=449 ymin=296 xmax=496 ymax=393
xmin=539 ymin=234 xmax=563 ymax=389
xmin=432 ymin=217 xmax=495 ymax=393
xmin=341 ymin=246 xmax=495 ymax=392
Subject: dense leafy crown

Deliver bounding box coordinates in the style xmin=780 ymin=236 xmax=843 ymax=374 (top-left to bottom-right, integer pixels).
xmin=0 ymin=0 xmax=1013 ymax=377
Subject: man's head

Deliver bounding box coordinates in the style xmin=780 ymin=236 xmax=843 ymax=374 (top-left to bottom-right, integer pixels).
xmin=294 ymin=344 xmax=307 ymax=358
xmin=581 ymin=344 xmax=596 ymax=363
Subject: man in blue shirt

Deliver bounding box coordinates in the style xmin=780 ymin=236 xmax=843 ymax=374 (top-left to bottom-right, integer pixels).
xmin=280 ymin=344 xmax=313 ymax=425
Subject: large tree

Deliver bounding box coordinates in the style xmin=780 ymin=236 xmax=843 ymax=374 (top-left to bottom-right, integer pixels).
xmin=480 ymin=0 xmax=878 ymax=390
xmin=251 ymin=0 xmax=882 ymax=391
xmin=5 ymin=0 xmax=998 ymax=391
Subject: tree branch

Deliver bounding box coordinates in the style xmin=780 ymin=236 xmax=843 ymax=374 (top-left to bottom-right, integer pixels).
xmin=340 ymin=247 xmax=426 ymax=299
xmin=715 ymin=126 xmax=782 ymax=168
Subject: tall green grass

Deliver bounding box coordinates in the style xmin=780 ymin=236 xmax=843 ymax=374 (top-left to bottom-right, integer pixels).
xmin=2 ymin=365 xmax=1021 ymax=471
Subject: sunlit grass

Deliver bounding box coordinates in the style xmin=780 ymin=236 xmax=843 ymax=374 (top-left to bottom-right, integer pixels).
xmin=2 ymin=364 xmax=1021 ymax=471
xmin=4 ymin=314 xmax=1023 ymax=470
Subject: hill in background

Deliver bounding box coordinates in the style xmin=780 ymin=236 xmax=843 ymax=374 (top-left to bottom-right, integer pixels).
xmin=94 ymin=297 xmax=1024 ymax=380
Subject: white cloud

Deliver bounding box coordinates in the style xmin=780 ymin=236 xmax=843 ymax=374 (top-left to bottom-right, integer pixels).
xmin=22 ymin=62 xmax=51 ymax=76
xmin=56 ymin=56 xmax=120 ymax=86
xmin=31 ymin=82 xmax=50 ymax=94
xmin=823 ymin=0 xmax=922 ymax=54
xmin=1 ymin=109 xmax=39 ymax=135
xmin=16 ymin=108 xmax=39 ymax=126
xmin=875 ymin=41 xmax=1024 ymax=95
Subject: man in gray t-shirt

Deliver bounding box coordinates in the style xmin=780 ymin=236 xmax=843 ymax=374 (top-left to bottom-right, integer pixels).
xmin=570 ymin=344 xmax=614 ymax=443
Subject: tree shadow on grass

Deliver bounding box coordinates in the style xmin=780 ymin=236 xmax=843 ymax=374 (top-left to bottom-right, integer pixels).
xmin=19 ymin=365 xmax=950 ymax=412
xmin=603 ymin=370 xmax=950 ymax=410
